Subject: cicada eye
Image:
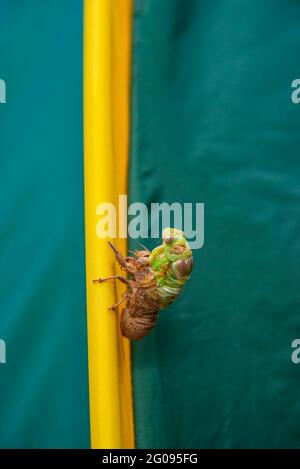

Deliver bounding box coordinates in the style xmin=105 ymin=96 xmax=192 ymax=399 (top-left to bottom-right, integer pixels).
xmin=164 ymin=236 xmax=174 ymax=244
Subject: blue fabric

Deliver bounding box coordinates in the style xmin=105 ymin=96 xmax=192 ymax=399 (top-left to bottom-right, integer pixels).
xmin=0 ymin=0 xmax=90 ymax=448
xmin=129 ymin=0 xmax=300 ymax=448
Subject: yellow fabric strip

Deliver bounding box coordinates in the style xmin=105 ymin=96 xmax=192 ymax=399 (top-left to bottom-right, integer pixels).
xmin=84 ymin=0 xmax=134 ymax=449
xmin=112 ymin=0 xmax=135 ymax=449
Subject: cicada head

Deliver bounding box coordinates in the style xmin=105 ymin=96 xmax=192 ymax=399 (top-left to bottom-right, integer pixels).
xmin=135 ymin=251 xmax=150 ymax=269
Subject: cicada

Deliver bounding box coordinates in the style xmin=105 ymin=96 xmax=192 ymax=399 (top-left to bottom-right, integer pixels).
xmin=93 ymin=228 xmax=194 ymax=340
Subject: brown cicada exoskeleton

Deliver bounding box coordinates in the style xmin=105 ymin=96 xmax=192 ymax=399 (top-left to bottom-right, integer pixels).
xmin=93 ymin=242 xmax=160 ymax=340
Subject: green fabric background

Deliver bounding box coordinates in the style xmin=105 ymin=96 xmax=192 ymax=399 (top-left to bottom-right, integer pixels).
xmin=129 ymin=0 xmax=300 ymax=448
xmin=0 ymin=1 xmax=90 ymax=447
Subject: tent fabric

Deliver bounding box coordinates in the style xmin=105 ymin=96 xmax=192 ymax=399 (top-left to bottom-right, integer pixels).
xmin=129 ymin=0 xmax=300 ymax=448
xmin=1 ymin=0 xmax=300 ymax=451
xmin=0 ymin=0 xmax=90 ymax=448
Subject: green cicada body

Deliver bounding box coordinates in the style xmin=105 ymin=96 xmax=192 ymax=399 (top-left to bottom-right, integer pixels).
xmin=94 ymin=228 xmax=194 ymax=340
xmin=148 ymin=228 xmax=194 ymax=309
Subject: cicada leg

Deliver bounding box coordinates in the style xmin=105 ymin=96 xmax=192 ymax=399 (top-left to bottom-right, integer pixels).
xmin=108 ymin=293 xmax=128 ymax=311
xmin=93 ymin=275 xmax=131 ymax=286
xmin=107 ymin=242 xmax=136 ymax=274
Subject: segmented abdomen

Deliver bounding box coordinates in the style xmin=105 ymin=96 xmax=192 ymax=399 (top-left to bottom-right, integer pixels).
xmin=120 ymin=286 xmax=160 ymax=340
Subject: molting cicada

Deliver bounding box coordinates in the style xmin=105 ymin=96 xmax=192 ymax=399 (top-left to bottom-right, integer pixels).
xmin=93 ymin=228 xmax=194 ymax=340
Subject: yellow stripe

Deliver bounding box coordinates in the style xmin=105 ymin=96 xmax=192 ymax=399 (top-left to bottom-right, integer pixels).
xmin=84 ymin=0 xmax=134 ymax=448
xmin=112 ymin=0 xmax=135 ymax=449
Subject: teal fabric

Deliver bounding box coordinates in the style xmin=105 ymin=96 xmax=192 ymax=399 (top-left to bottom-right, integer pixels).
xmin=0 ymin=1 xmax=90 ymax=447
xmin=129 ymin=0 xmax=300 ymax=448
